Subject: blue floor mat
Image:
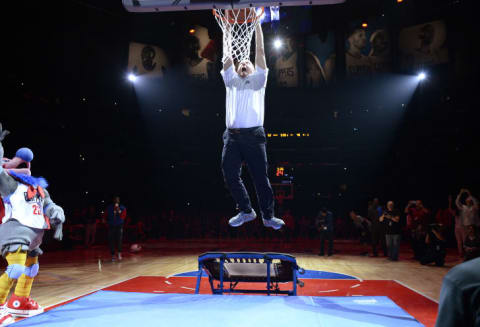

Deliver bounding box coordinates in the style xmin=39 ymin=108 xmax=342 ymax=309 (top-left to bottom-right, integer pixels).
xmin=14 ymin=291 xmax=423 ymax=327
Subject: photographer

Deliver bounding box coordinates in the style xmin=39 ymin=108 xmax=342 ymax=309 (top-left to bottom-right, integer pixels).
xmin=350 ymin=210 xmax=371 ymax=256
xmin=405 ymin=200 xmax=430 ymax=260
xmin=420 ymin=224 xmax=447 ymax=266
xmin=316 ymin=207 xmax=334 ymax=256
xmin=380 ymin=201 xmax=401 ymax=261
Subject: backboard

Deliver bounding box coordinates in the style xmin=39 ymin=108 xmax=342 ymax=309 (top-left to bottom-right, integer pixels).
xmin=123 ymin=0 xmax=345 ymax=12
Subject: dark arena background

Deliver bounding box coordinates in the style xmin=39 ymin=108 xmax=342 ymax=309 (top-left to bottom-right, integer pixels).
xmin=0 ymin=0 xmax=479 ymax=326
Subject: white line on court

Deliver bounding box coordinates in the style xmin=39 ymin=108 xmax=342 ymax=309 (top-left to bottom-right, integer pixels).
xmin=318 ymin=289 xmax=338 ymax=293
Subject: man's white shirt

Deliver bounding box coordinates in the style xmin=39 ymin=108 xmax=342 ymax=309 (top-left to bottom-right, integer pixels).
xmin=221 ymin=66 xmax=268 ymax=129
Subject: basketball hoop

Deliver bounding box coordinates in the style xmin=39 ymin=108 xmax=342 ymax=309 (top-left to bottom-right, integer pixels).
xmin=213 ymin=7 xmax=264 ymax=63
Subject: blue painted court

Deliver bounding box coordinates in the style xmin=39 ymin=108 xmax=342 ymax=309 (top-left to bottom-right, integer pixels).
xmin=14 ymin=290 xmax=424 ymax=327
xmin=174 ymin=269 xmax=357 ymax=279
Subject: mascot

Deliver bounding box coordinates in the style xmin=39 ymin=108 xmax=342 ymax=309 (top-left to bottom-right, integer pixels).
xmin=0 ymin=123 xmax=65 ymax=326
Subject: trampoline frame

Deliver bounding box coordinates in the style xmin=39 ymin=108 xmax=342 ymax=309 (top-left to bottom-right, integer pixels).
xmin=195 ymin=252 xmax=304 ymax=296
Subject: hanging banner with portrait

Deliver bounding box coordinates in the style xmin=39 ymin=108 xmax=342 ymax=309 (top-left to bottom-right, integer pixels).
xmin=399 ymin=20 xmax=448 ymax=71
xmin=305 ymin=31 xmax=335 ymax=87
xmin=128 ymin=42 xmax=169 ymax=77
xmin=345 ymin=19 xmax=391 ymax=78
xmin=183 ymin=25 xmax=218 ymax=81
xmin=271 ymin=35 xmax=300 ymax=87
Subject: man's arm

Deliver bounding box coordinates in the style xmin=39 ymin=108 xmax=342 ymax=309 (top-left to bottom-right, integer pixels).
xmin=472 ymin=197 xmax=479 ymax=211
xmin=465 ymin=190 xmax=479 ymax=211
xmin=255 ymin=23 xmax=267 ymax=70
xmin=221 ymin=54 xmax=235 ymax=87
xmin=219 ymin=22 xmax=237 ymax=88
xmin=224 ymin=55 xmax=233 ymax=72
xmin=455 ymin=191 xmax=464 ymax=211
xmin=249 ymin=23 xmax=268 ymax=90
xmin=223 ymin=23 xmax=234 ymax=72
xmin=392 ymin=214 xmax=400 ymax=223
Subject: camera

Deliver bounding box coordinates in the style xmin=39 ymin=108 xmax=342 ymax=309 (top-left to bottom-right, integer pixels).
xmin=429 ymin=223 xmax=442 ymax=232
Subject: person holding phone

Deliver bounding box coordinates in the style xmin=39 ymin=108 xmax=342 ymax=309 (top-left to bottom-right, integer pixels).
xmin=456 ymin=189 xmax=479 ymax=228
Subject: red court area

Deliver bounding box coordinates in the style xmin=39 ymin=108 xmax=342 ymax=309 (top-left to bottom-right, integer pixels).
xmin=103 ymin=276 xmax=438 ymax=327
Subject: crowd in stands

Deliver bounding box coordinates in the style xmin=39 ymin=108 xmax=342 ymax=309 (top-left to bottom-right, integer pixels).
xmin=57 ymin=189 xmax=479 ymax=264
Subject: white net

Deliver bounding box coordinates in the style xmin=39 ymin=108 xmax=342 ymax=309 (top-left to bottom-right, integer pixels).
xmin=213 ymin=8 xmax=263 ymax=64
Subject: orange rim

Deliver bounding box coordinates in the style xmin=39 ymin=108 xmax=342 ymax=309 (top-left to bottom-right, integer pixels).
xmin=212 ymin=7 xmax=264 ymax=24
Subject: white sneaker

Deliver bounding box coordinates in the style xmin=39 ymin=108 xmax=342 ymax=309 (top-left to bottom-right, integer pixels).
xmin=262 ymin=217 xmax=285 ymax=230
xmin=228 ymin=209 xmax=257 ymax=227
xmin=0 ymin=305 xmax=15 ymax=326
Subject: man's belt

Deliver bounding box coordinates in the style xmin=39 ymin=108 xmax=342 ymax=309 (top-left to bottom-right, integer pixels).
xmin=228 ymin=126 xmax=261 ymax=134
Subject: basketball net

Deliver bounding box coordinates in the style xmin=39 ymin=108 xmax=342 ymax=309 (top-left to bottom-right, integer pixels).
xmin=213 ymin=8 xmax=264 ymax=64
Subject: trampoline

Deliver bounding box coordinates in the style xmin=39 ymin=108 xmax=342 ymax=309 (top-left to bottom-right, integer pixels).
xmin=195 ymin=252 xmax=305 ymax=295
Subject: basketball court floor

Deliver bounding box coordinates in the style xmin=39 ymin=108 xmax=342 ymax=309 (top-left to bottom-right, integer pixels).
xmin=3 ymin=240 xmax=458 ymax=327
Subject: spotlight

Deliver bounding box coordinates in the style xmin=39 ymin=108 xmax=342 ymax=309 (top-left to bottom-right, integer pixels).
xmin=189 ymin=28 xmax=195 ymax=35
xmin=417 ymin=72 xmax=426 ymax=81
xmin=397 ymin=0 xmax=403 ymax=3
xmin=361 ymin=22 xmax=368 ymax=28
xmin=128 ymin=73 xmax=137 ymax=82
xmin=273 ymin=38 xmax=283 ymax=49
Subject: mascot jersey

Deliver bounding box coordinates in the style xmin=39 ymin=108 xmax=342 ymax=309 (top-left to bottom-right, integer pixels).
xmin=2 ymin=183 xmax=49 ymax=229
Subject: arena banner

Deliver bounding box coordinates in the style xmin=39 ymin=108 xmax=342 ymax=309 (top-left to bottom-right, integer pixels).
xmin=345 ymin=19 xmax=391 ymax=78
xmin=127 ymin=42 xmax=169 ymax=77
xmin=183 ymin=25 xmax=217 ymax=81
xmin=271 ymin=35 xmax=300 ymax=87
xmin=399 ymin=20 xmax=448 ymax=70
xmin=305 ymin=31 xmax=335 ymax=87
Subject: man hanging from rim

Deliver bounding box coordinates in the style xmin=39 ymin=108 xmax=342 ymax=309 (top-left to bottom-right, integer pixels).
xmin=219 ymin=13 xmax=285 ymax=230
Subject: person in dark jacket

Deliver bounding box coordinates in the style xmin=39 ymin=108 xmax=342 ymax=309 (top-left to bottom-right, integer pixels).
xmin=316 ymin=207 xmax=334 ymax=256
xmin=435 ymin=258 xmax=480 ymax=327
xmin=420 ymin=224 xmax=447 ymax=266
xmin=103 ymin=196 xmax=126 ymax=261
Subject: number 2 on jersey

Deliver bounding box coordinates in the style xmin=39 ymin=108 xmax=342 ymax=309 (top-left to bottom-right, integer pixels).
xmin=32 ymin=204 xmax=42 ymax=215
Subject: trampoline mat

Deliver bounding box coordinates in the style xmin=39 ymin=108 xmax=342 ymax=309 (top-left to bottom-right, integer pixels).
xmin=204 ymin=260 xmax=295 ymax=282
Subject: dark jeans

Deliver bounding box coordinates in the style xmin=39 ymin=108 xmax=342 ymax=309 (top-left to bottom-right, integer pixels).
xmin=221 ymin=127 xmax=274 ymax=220
xmin=386 ymin=234 xmax=401 ymax=261
xmin=371 ymin=224 xmax=387 ymax=256
xmin=108 ymin=225 xmax=123 ymax=255
xmin=319 ymin=230 xmax=334 ymax=255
